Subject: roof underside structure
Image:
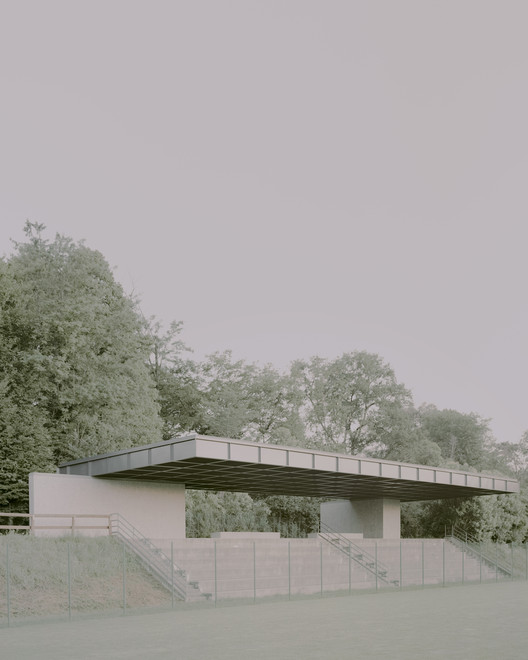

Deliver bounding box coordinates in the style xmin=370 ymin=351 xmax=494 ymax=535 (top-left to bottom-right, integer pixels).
xmin=59 ymin=434 xmax=519 ymax=503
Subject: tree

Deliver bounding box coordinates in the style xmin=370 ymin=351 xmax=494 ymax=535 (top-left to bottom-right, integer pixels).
xmin=146 ymin=319 xmax=203 ymax=439
xmin=492 ymin=432 xmax=528 ymax=489
xmin=194 ymin=352 xmax=305 ymax=444
xmin=185 ymin=490 xmax=270 ymax=538
xmin=0 ymin=259 xmax=55 ymax=510
xmin=377 ymin=407 xmax=443 ymax=466
xmin=242 ymin=366 xmax=306 ymax=446
xmin=290 ymin=352 xmax=412 ymax=454
xmin=197 ymin=351 xmax=257 ymax=439
xmin=258 ymin=494 xmax=320 ymax=537
xmin=408 ymin=494 xmax=528 ymax=543
xmin=2 ymin=222 xmax=162 ymax=471
xmin=418 ymin=406 xmax=491 ymax=470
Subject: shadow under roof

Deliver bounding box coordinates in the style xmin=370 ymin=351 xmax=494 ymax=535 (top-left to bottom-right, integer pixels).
xmin=58 ymin=434 xmax=519 ymax=502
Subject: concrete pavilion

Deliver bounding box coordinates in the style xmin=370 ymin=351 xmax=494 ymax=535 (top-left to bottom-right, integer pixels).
xmin=30 ymin=434 xmax=519 ymax=540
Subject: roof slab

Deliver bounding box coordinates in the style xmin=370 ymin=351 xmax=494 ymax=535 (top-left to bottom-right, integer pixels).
xmin=58 ymin=434 xmax=519 ymax=502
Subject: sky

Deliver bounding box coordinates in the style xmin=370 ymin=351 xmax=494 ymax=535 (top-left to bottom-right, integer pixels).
xmin=1 ymin=1 xmax=527 ymax=444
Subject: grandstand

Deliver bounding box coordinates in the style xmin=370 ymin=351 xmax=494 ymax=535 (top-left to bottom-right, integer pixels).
xmin=20 ymin=434 xmax=522 ymax=604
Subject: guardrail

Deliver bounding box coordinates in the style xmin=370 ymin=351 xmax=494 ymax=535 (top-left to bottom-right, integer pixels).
xmin=445 ymin=524 xmax=513 ymax=579
xmin=109 ymin=513 xmax=193 ymax=601
xmin=0 ymin=511 xmax=209 ymax=602
xmin=318 ymin=522 xmax=399 ymax=586
xmin=0 ymin=512 xmax=111 ymax=534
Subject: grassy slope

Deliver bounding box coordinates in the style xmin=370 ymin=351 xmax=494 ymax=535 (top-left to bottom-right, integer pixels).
xmin=0 ymin=535 xmax=170 ymax=618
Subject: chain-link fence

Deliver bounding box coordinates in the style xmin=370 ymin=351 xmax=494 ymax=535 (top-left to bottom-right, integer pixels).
xmin=1 ymin=535 xmax=527 ymax=627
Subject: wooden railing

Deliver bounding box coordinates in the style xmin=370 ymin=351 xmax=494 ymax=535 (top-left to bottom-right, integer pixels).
xmin=0 ymin=512 xmax=111 ymax=534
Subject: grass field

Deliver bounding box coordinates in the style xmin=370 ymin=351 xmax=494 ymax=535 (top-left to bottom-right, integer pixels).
xmin=1 ymin=581 xmax=527 ymax=659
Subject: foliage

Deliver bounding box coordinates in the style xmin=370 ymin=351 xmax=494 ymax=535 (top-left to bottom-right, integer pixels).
xmin=192 ymin=351 xmax=304 ymax=444
xmin=259 ymin=494 xmax=320 ymax=537
xmin=374 ymin=407 xmax=443 ymax=466
xmin=185 ymin=489 xmax=319 ymax=539
xmin=196 ymin=351 xmax=258 ymax=439
xmin=492 ymin=432 xmax=528 ymax=489
xmin=185 ymin=490 xmax=271 ymax=538
xmin=400 ymin=502 xmax=427 ymax=538
xmin=146 ymin=319 xmax=203 ymax=439
xmin=418 ymin=405 xmax=491 ymax=470
xmin=0 ymin=223 xmax=162 ymax=508
xmin=0 ymin=259 xmax=55 ymax=510
xmin=290 ymin=352 xmax=412 ymax=454
xmin=1 ymin=222 xmax=525 ymax=543
xmin=401 ymin=494 xmax=528 ymax=543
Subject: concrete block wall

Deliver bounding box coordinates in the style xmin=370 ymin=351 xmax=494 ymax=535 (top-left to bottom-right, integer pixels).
xmin=154 ymin=538 xmax=375 ymax=599
xmin=341 ymin=539 xmax=500 ymax=586
xmin=153 ymin=537 xmax=503 ymax=599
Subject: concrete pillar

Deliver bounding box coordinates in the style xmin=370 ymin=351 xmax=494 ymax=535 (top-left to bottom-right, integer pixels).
xmin=320 ymin=498 xmax=400 ymax=539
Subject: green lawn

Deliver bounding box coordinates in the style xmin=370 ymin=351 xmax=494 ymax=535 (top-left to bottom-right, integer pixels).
xmin=1 ymin=581 xmax=527 ymax=660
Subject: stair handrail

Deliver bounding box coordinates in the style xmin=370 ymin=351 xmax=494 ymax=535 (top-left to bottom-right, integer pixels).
xmin=109 ymin=513 xmax=189 ymax=599
xmin=319 ymin=522 xmax=397 ymax=585
xmin=445 ymin=524 xmax=512 ymax=577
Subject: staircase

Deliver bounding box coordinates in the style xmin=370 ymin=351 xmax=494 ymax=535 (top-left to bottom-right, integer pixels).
xmin=318 ymin=523 xmax=400 ymax=587
xmin=109 ymin=513 xmax=211 ymax=602
xmin=444 ymin=525 xmax=512 ymax=580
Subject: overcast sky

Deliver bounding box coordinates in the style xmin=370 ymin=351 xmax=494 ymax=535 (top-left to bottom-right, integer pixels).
xmin=1 ymin=1 xmax=527 ymax=444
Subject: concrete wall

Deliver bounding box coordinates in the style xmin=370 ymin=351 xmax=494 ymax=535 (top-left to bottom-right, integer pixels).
xmin=321 ymin=498 xmax=401 ymax=539
xmin=29 ymin=472 xmax=186 ymax=539
xmin=155 ymin=537 xmax=493 ymax=599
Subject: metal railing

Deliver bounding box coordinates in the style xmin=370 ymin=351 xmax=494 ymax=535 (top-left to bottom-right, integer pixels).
xmin=444 ymin=524 xmax=513 ymax=579
xmin=109 ymin=513 xmax=210 ymax=602
xmin=318 ymin=522 xmax=399 ymax=586
xmin=0 ymin=511 xmax=210 ymax=602
xmin=0 ymin=512 xmax=111 ymax=534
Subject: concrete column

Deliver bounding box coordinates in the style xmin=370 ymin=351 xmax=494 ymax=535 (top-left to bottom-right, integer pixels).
xmin=320 ymin=498 xmax=400 ymax=539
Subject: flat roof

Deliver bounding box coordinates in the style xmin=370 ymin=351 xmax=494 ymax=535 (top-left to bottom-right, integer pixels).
xmin=58 ymin=434 xmax=519 ymax=502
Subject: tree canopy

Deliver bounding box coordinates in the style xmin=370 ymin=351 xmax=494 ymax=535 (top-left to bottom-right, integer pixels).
xmin=1 ymin=222 xmax=526 ymax=540
xmin=291 ymin=352 xmax=412 ymax=454
xmin=0 ymin=223 xmax=162 ymax=507
xmin=417 ymin=405 xmax=490 ymax=470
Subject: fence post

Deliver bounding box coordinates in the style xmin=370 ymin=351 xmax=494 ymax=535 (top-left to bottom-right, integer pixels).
xmin=253 ymin=541 xmax=256 ymax=603
xmin=511 ymin=543 xmax=514 ymax=581
xmin=348 ymin=541 xmax=351 ymax=594
xmin=442 ymin=540 xmax=445 ymax=587
xmin=462 ymin=545 xmax=465 ymax=584
xmin=288 ymin=541 xmax=291 ymax=601
xmin=399 ymin=540 xmax=402 ymax=590
xmin=495 ymin=544 xmax=498 ymax=582
xmin=479 ymin=542 xmax=482 ymax=583
xmin=68 ymin=542 xmax=72 ymax=620
xmin=171 ymin=542 xmax=174 ymax=609
xmin=421 ymin=540 xmax=424 ymax=588
xmin=122 ymin=540 xmax=126 ymax=615
xmin=214 ymin=541 xmax=217 ymax=606
xmin=525 ymin=543 xmax=528 ymax=581
xmin=6 ymin=539 xmax=10 ymax=627
xmin=320 ymin=542 xmax=323 ymax=598
xmin=375 ymin=542 xmax=378 ymax=591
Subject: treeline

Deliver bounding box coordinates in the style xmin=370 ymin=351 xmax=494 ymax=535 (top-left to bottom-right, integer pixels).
xmin=1 ymin=224 xmax=527 ymax=540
